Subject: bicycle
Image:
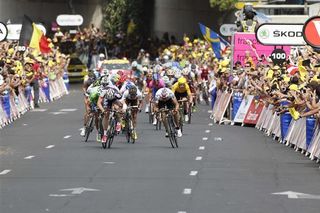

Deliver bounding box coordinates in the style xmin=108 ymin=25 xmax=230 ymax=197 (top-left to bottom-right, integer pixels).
xmin=124 ymin=106 xmax=139 ymax=143
xmin=84 ymin=105 xmax=99 ymax=142
xmin=178 ymin=99 xmax=190 ymax=132
xmin=102 ymin=109 xmax=121 ymax=149
xmin=159 ymin=108 xmax=178 ymax=148
xmin=201 ymin=80 xmax=209 ymax=105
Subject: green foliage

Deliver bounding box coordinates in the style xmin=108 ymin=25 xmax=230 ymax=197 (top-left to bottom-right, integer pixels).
xmin=102 ymin=0 xmax=145 ymax=41
xmin=209 ymin=0 xmax=238 ymax=11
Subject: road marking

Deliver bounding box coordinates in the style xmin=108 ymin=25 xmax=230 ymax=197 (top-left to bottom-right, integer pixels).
xmin=178 ymin=212 xmax=187 ymax=213
xmin=199 ymin=146 xmax=205 ymax=150
xmin=103 ymin=162 xmax=115 ymax=164
xmin=214 ymin=137 xmax=223 ymax=141
xmin=183 ymin=188 xmax=192 ymax=194
xmin=50 ymin=112 xmax=67 ymax=115
xmin=64 ymin=135 xmax=71 ymax=139
xmin=0 ymin=170 xmax=11 ymax=175
xmin=208 ymin=110 xmax=212 ymax=113
xmin=49 ymin=194 xmax=74 ymax=197
xmin=60 ymin=187 xmax=100 ymax=195
xmin=60 ymin=108 xmax=78 ymax=112
xmin=189 ymin=171 xmax=198 ymax=176
xmin=205 ymin=130 xmax=210 ymax=133
xmin=46 ymin=145 xmax=55 ymax=149
xmin=32 ymin=109 xmax=48 ymax=112
xmin=208 ymin=123 xmax=213 ymax=126
xmin=24 ymin=155 xmax=35 ymax=159
xmin=195 ymin=156 xmax=203 ymax=161
xmin=272 ymin=191 xmax=320 ymax=199
xmin=202 ymin=137 xmax=208 ymax=141
xmin=23 ymin=123 xmax=28 ymax=126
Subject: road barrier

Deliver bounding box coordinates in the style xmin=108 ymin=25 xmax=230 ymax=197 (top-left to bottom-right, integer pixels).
xmin=210 ymin=90 xmax=320 ymax=163
xmin=0 ymin=77 xmax=69 ymax=129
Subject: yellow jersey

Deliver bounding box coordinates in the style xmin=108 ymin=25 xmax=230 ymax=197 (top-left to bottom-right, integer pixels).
xmin=171 ymin=82 xmax=192 ymax=95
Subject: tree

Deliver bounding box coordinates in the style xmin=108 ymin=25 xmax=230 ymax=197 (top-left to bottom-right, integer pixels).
xmin=209 ymin=0 xmax=238 ymax=11
xmin=103 ymin=0 xmax=127 ymax=37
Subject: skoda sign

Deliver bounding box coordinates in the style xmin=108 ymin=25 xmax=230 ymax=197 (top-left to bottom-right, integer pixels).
xmin=256 ymin=23 xmax=305 ymax=46
xmin=56 ymin=14 xmax=83 ymax=26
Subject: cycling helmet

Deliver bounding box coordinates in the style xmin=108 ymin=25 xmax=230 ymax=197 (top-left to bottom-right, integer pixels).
xmin=105 ymin=88 xmax=115 ymax=100
xmin=99 ymin=53 xmax=105 ymax=58
xmin=101 ymin=76 xmax=109 ymax=87
xmin=181 ymin=68 xmax=190 ymax=76
xmin=125 ymin=81 xmax=134 ymax=90
xmin=153 ymin=73 xmax=160 ymax=81
xmin=191 ymin=64 xmax=197 ymax=71
xmin=174 ymin=71 xmax=182 ymax=79
xmin=162 ymin=76 xmax=171 ymax=86
xmin=128 ymin=86 xmax=137 ymax=97
xmin=166 ymin=69 xmax=175 ymax=76
xmin=163 ymin=55 xmax=169 ymax=61
xmin=131 ymin=61 xmax=138 ymax=68
xmin=160 ymin=88 xmax=170 ymax=100
xmin=110 ymin=74 xmax=120 ymax=85
xmin=178 ymin=77 xmax=187 ymax=84
xmin=100 ymin=69 xmax=109 ymax=77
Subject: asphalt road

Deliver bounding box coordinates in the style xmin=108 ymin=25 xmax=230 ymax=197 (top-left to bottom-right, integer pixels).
xmin=1 ymin=84 xmax=320 ymax=213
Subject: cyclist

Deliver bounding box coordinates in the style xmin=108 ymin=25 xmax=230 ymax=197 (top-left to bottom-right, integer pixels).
xmin=81 ymin=71 xmax=98 ymax=136
xmin=171 ymin=77 xmax=193 ymax=122
xmin=150 ymin=73 xmax=165 ymax=125
xmin=154 ymin=78 xmax=182 ymax=138
xmin=121 ymin=85 xmax=143 ymax=140
xmin=97 ymin=74 xmax=123 ymax=143
xmin=181 ymin=67 xmax=197 ymax=112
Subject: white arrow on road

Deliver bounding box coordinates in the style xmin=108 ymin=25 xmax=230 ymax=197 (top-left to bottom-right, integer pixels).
xmin=60 ymin=187 xmax=100 ymax=195
xmin=272 ymin=191 xmax=320 ymax=199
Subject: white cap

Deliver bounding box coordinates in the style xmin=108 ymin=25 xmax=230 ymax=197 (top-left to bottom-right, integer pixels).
xmin=99 ymin=53 xmax=105 ymax=58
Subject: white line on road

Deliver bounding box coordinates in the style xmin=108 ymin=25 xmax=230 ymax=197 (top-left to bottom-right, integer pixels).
xmin=103 ymin=162 xmax=115 ymax=164
xmin=49 ymin=194 xmax=74 ymax=197
xmin=183 ymin=188 xmax=192 ymax=194
xmin=50 ymin=112 xmax=67 ymax=115
xmin=46 ymin=145 xmax=55 ymax=149
xmin=64 ymin=135 xmax=71 ymax=139
xmin=178 ymin=212 xmax=187 ymax=213
xmin=208 ymin=123 xmax=213 ymax=126
xmin=199 ymin=146 xmax=205 ymax=150
xmin=0 ymin=170 xmax=11 ymax=175
xmin=189 ymin=171 xmax=198 ymax=176
xmin=205 ymin=130 xmax=210 ymax=133
xmin=23 ymin=123 xmax=28 ymax=126
xmin=24 ymin=155 xmax=35 ymax=159
xmin=208 ymin=110 xmax=212 ymax=113
xmin=202 ymin=137 xmax=208 ymax=141
xmin=32 ymin=109 xmax=48 ymax=112
xmin=195 ymin=156 xmax=203 ymax=161
xmin=60 ymin=109 xmax=78 ymax=112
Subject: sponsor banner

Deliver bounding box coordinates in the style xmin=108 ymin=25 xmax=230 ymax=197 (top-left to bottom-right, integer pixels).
xmin=243 ymin=99 xmax=264 ymax=125
xmin=303 ymin=16 xmax=320 ymax=48
xmin=214 ymin=92 xmax=232 ymax=123
xmin=7 ymin=24 xmax=46 ymax=40
xmin=233 ymin=32 xmax=291 ymax=66
xmin=256 ymin=23 xmax=305 ymax=46
xmin=220 ymin=24 xmax=237 ymax=36
xmin=233 ymin=95 xmax=254 ymax=123
xmin=56 ymin=14 xmax=83 ymax=26
xmin=0 ymin=22 xmax=8 ymax=41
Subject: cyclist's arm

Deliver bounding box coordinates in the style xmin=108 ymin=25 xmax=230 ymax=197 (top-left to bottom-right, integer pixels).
xmin=172 ymin=97 xmax=179 ymax=111
xmin=97 ymin=96 xmax=104 ymax=113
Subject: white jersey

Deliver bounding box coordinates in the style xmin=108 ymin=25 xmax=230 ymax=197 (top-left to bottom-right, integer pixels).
xmin=122 ymin=88 xmax=143 ymax=101
xmin=155 ymin=88 xmax=175 ymax=102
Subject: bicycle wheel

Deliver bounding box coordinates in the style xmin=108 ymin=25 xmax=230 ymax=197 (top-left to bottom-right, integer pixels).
xmin=126 ymin=120 xmax=131 ymax=143
xmin=84 ymin=115 xmax=94 ymax=142
xmin=107 ymin=120 xmax=116 ymax=149
xmin=188 ymin=104 xmax=192 ymax=124
xmin=167 ymin=114 xmax=176 ymax=148
xmin=148 ymin=104 xmax=153 ymax=124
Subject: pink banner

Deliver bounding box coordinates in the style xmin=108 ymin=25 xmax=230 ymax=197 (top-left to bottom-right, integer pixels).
xmin=233 ymin=32 xmax=291 ymax=66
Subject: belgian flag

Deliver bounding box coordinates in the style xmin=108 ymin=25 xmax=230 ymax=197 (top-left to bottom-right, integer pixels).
xmin=19 ymin=15 xmax=51 ymax=54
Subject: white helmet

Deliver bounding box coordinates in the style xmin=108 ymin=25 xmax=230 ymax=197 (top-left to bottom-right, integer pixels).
xmin=174 ymin=71 xmax=182 ymax=79
xmin=99 ymin=53 xmax=105 ymax=58
xmin=166 ymin=69 xmax=175 ymax=76
xmin=101 ymin=76 xmax=109 ymax=86
xmin=163 ymin=55 xmax=169 ymax=61
xmin=162 ymin=76 xmax=171 ymax=86
xmin=131 ymin=61 xmax=138 ymax=68
xmin=181 ymin=68 xmax=190 ymax=76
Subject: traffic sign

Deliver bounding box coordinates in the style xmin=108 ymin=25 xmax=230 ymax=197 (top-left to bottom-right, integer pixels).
xmin=220 ymin=24 xmax=237 ymax=36
xmin=0 ymin=22 xmax=8 ymax=41
xmin=303 ymin=16 xmax=320 ymax=48
xmin=56 ymin=14 xmax=83 ymax=26
xmin=256 ymin=23 xmax=305 ymax=46
xmin=270 ymin=49 xmax=287 ymax=65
